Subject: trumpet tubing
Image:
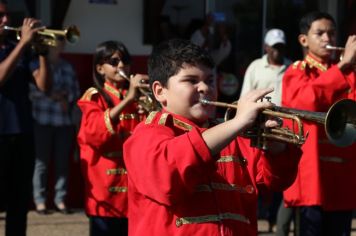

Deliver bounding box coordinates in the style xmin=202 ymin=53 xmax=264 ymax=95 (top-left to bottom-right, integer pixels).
xmin=118 ymin=70 xmax=159 ymax=112
xmin=200 ymin=99 xmax=356 ymax=149
xmin=4 ymin=25 xmax=80 ymax=46
xmin=325 ymin=45 xmax=345 ymax=51
xmin=325 ymin=44 xmax=345 ymax=61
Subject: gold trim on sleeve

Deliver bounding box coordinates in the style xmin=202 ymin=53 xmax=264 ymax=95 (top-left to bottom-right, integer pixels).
xmin=195 ymin=183 xmax=254 ymax=194
xmin=104 ymin=109 xmax=115 ymax=135
xmin=319 ymin=156 xmax=346 ymax=164
xmin=106 ymin=168 xmax=127 ymax=175
xmin=217 ymin=155 xmax=248 ymax=166
xmin=119 ymin=113 xmax=138 ymax=120
xmin=108 ymin=186 xmax=128 ymax=193
xmin=176 ymin=212 xmax=250 ymax=228
xmin=103 ymin=151 xmax=123 ymax=158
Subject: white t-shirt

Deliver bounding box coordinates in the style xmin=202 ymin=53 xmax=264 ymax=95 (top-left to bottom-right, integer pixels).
xmin=240 ymin=54 xmax=291 ymax=106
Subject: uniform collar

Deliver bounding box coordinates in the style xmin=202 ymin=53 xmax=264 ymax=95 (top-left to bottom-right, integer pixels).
xmin=305 ymin=54 xmax=328 ymax=72
xmin=104 ymin=81 xmax=123 ymax=99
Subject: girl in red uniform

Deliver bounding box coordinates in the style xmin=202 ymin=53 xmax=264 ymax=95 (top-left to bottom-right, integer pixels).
xmin=77 ymin=41 xmax=148 ymax=236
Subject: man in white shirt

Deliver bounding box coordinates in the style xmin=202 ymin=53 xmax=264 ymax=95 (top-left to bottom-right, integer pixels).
xmin=240 ymin=28 xmax=291 ymax=106
xmin=240 ymin=28 xmax=291 ymax=233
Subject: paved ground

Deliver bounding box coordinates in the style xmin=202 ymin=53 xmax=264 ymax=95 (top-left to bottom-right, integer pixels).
xmin=1 ymin=210 xmax=356 ymax=236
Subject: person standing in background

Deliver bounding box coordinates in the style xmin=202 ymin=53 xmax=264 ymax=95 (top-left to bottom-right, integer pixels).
xmin=77 ymin=40 xmax=148 ymax=236
xmin=30 ymin=37 xmax=80 ymax=215
xmin=240 ymin=28 xmax=291 ymax=106
xmin=0 ymin=0 xmax=51 ymax=235
xmin=190 ymin=13 xmax=231 ymax=69
xmin=240 ymin=28 xmax=291 ymax=232
xmin=282 ymin=11 xmax=356 ymax=236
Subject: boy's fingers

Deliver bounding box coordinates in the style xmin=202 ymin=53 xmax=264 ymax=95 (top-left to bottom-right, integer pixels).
xmin=245 ymin=88 xmax=274 ymax=102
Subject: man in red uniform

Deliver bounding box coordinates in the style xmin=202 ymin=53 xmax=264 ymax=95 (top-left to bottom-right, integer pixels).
xmin=282 ymin=11 xmax=356 ymax=236
xmin=123 ymin=39 xmax=302 ymax=235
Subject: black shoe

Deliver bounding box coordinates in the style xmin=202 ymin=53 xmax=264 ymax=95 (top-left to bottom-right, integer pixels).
xmin=55 ymin=205 xmax=73 ymax=214
xmin=36 ymin=209 xmax=50 ymax=215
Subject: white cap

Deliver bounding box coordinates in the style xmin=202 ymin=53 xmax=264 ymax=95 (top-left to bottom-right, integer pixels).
xmin=264 ymin=29 xmax=286 ymax=46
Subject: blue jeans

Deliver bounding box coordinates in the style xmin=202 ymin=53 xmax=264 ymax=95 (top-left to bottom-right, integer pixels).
xmin=32 ymin=123 xmax=74 ymax=206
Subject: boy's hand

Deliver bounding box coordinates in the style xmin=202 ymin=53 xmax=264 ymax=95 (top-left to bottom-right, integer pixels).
xmin=338 ymin=35 xmax=356 ymax=71
xmin=234 ymin=88 xmax=274 ymax=130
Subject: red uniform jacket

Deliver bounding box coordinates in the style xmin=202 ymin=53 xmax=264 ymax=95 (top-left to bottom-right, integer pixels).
xmin=77 ymin=82 xmax=140 ymax=217
xmin=123 ymin=110 xmax=301 ymax=236
xmin=282 ymin=54 xmax=356 ymax=210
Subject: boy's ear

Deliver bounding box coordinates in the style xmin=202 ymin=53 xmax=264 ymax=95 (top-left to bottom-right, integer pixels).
xmin=152 ymin=81 xmax=166 ymax=105
xmin=298 ymin=34 xmax=308 ymax=48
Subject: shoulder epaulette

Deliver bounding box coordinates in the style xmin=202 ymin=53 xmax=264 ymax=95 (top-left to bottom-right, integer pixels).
xmin=144 ymin=111 xmax=192 ymax=131
xmin=292 ymin=60 xmax=306 ymax=70
xmin=144 ymin=111 xmax=174 ymax=127
xmin=145 ymin=111 xmax=159 ymax=124
xmin=80 ymin=87 xmax=98 ymax=101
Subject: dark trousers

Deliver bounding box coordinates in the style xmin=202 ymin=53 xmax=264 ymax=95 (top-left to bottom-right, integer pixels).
xmin=276 ymin=200 xmax=294 ymax=236
xmin=297 ymin=206 xmax=352 ymax=236
xmin=0 ymin=134 xmax=35 ymax=236
xmin=89 ymin=216 xmax=128 ymax=236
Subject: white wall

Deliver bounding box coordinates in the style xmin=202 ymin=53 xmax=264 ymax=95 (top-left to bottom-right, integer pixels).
xmin=63 ymin=0 xmax=152 ymax=55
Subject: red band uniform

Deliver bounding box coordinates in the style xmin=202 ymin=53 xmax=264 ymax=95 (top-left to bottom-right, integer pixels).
xmin=77 ymin=81 xmax=140 ymax=217
xmin=124 ymin=110 xmax=301 ymax=235
xmin=282 ymin=54 xmax=356 ymax=210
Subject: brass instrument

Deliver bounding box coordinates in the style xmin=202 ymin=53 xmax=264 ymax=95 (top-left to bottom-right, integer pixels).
xmin=4 ymin=25 xmax=80 ymax=46
xmin=326 ymin=44 xmax=344 ymax=61
xmin=118 ymin=70 xmax=160 ymax=112
xmin=200 ymin=98 xmax=356 ymax=149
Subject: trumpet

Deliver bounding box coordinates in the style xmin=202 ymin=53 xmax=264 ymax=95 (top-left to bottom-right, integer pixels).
xmin=4 ymin=25 xmax=80 ymax=47
xmin=326 ymin=44 xmax=345 ymax=61
xmin=118 ymin=70 xmax=160 ymax=112
xmin=325 ymin=45 xmax=345 ymax=51
xmin=200 ymin=98 xmax=356 ymax=149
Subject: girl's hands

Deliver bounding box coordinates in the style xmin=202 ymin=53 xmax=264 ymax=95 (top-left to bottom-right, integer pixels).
xmin=125 ymin=74 xmax=149 ymax=102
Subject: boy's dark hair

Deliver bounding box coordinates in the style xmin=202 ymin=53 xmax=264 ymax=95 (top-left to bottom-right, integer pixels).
xmin=93 ymin=40 xmax=131 ymax=107
xmin=148 ymin=38 xmax=215 ymax=87
xmin=299 ymin=11 xmax=335 ymax=35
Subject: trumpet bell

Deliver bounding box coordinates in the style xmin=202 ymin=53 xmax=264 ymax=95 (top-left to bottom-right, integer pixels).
xmin=325 ymin=99 xmax=356 ymax=147
xmin=64 ymin=25 xmax=80 ymax=44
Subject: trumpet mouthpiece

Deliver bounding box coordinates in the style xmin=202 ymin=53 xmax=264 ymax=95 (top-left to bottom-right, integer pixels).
xmin=199 ymin=99 xmax=209 ymax=105
xmin=325 ymin=45 xmax=344 ymax=51
xmin=118 ymin=70 xmax=128 ymax=79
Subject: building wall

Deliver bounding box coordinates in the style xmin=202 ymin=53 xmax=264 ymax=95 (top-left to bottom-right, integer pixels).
xmin=63 ymin=0 xmax=152 ymax=55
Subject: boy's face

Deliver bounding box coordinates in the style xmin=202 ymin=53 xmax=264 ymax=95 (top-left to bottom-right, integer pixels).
xmin=0 ymin=3 xmax=9 ymax=35
xmin=299 ymin=18 xmax=336 ymax=62
xmin=153 ymin=63 xmax=216 ymax=125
